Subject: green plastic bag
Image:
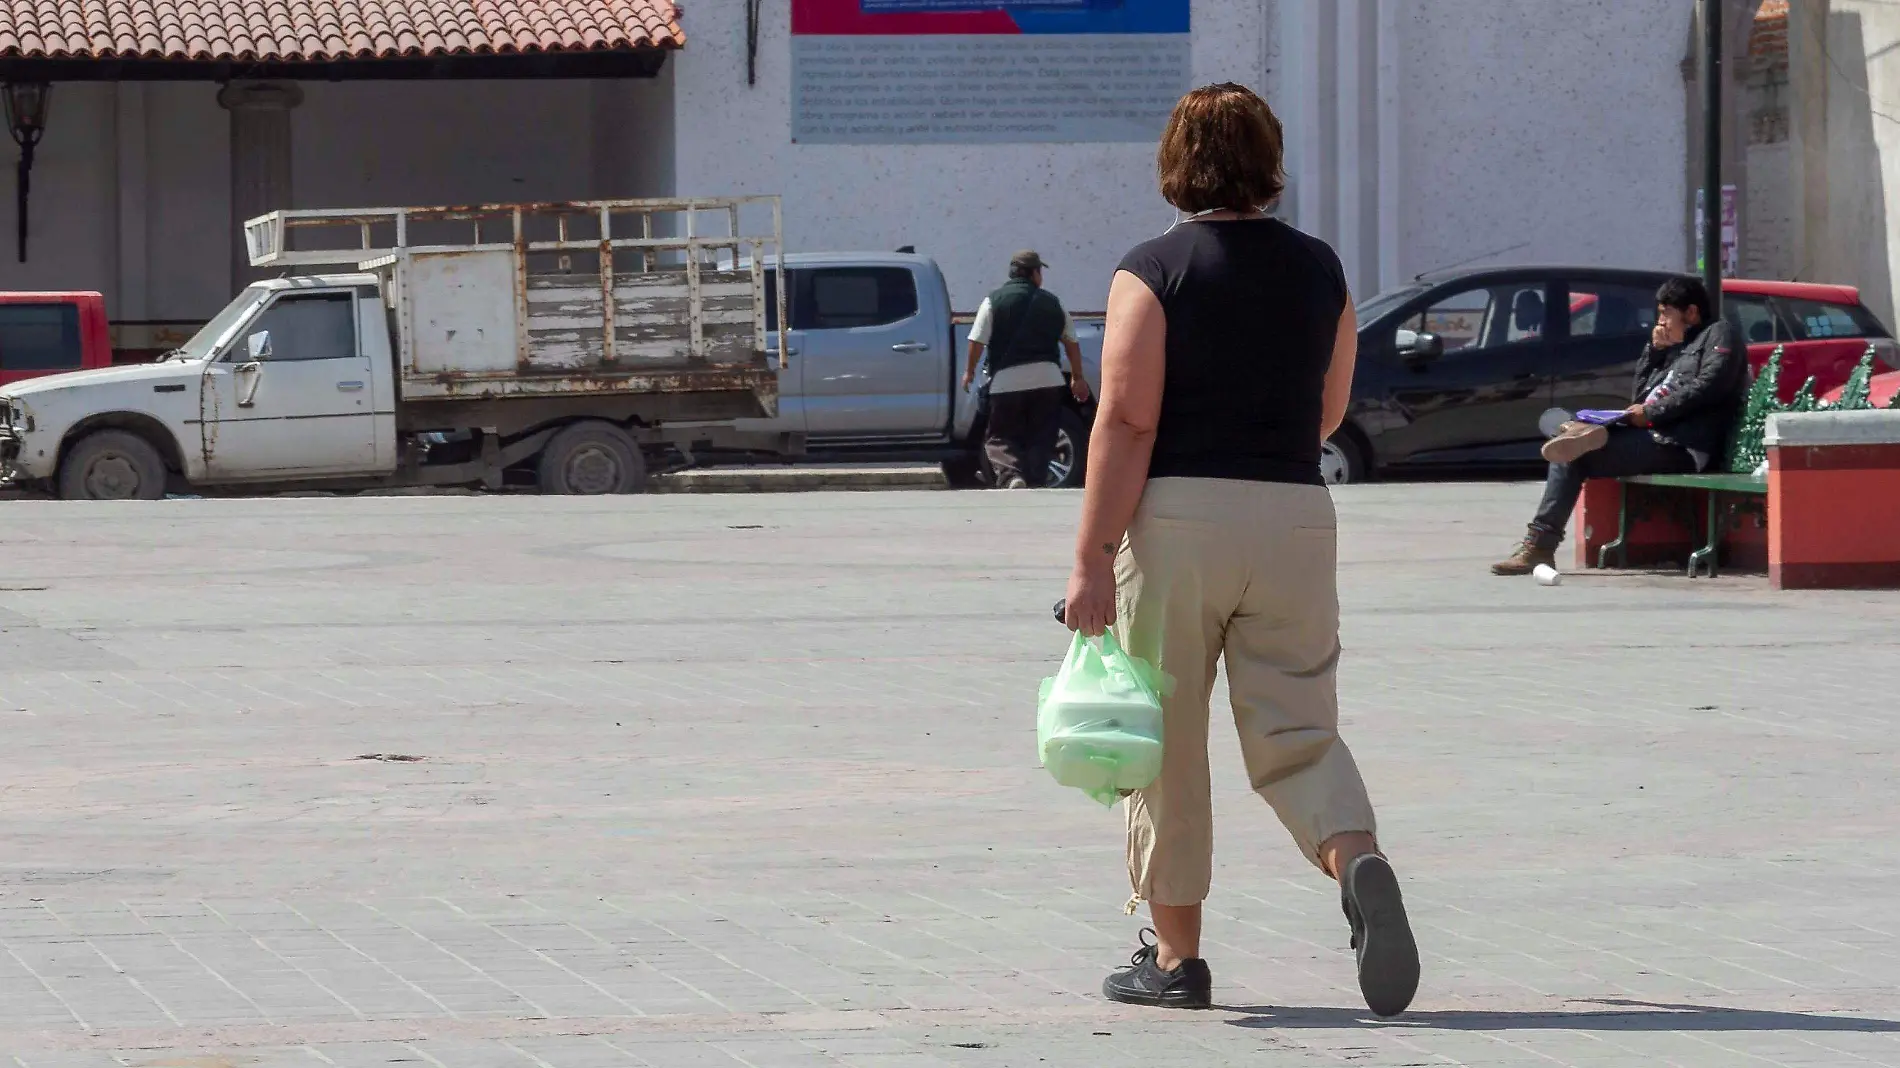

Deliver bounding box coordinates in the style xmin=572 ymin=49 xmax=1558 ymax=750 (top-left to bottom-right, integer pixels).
xmin=1037 ymin=630 xmax=1171 ymax=806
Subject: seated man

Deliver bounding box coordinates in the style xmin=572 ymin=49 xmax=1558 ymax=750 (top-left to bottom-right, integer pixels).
xmin=1493 ymin=276 xmax=1746 ymax=576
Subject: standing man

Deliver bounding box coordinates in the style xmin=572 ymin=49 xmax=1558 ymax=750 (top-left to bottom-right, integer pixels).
xmin=963 ymin=250 xmax=1092 ymax=488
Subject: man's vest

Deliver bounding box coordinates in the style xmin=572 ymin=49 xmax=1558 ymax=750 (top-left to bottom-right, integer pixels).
xmin=985 ymin=279 xmax=1067 ymax=375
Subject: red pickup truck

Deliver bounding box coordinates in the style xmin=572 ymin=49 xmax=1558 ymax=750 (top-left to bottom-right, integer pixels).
xmin=0 ymin=293 xmax=113 ymax=388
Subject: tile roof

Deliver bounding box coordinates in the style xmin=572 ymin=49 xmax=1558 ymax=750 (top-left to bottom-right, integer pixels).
xmin=0 ymin=0 xmax=682 ymax=62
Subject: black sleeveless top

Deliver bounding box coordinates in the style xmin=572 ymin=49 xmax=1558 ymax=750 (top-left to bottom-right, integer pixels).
xmin=1116 ymin=218 xmax=1348 ymax=486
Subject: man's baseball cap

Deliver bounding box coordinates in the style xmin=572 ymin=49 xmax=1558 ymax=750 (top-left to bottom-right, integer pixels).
xmin=1010 ymin=249 xmax=1049 ymax=274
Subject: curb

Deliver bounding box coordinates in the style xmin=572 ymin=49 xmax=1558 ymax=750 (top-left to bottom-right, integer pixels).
xmin=652 ymin=465 xmax=947 ymax=494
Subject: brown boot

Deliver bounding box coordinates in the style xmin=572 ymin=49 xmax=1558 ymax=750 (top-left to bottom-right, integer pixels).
xmin=1541 ymin=420 xmax=1609 ymax=464
xmin=1491 ymin=540 xmax=1556 ymax=576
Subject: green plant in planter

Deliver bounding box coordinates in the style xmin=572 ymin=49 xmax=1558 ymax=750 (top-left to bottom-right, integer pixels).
xmin=1725 ymin=346 xmax=1783 ymax=474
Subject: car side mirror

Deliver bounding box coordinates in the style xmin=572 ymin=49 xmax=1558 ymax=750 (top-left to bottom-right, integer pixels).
xmin=246 ymin=331 xmax=273 ymax=362
xmin=1396 ymin=329 xmax=1443 ymax=367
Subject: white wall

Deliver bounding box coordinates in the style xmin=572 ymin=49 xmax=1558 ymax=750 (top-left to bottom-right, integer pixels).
xmin=145 ymin=83 xmax=232 ymax=321
xmin=294 ymin=82 xmax=600 ymax=209
xmin=1803 ymin=1 xmax=1900 ymax=328
xmin=1743 ymin=139 xmax=1793 ymax=278
xmin=672 ymin=0 xmax=1270 ymax=312
xmin=0 ymin=83 xmax=119 ymax=300
xmin=1396 ymin=0 xmax=1689 ymax=281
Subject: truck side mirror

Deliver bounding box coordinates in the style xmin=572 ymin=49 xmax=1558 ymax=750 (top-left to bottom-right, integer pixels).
xmin=246 ymin=331 xmax=273 ymax=362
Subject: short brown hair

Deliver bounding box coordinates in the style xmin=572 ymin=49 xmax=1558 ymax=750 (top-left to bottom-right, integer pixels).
xmin=1156 ymin=83 xmax=1286 ymax=214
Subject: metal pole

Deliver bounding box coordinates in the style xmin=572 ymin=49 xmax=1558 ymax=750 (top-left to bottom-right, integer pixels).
xmin=14 ymin=142 xmax=30 ymax=264
xmin=1702 ymin=0 xmax=1723 ymax=317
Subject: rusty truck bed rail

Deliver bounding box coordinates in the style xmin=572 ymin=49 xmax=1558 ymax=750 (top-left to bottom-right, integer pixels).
xmin=242 ymin=198 xmax=788 ymax=407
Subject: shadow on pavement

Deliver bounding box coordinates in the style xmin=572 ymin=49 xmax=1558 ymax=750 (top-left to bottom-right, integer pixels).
xmin=1220 ymin=998 xmax=1900 ymax=1032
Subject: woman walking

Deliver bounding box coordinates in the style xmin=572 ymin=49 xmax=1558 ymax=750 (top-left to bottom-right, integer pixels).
xmin=1062 ymin=83 xmax=1419 ymax=1018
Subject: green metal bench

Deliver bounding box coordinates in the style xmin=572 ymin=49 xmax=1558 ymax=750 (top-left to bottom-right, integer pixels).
xmin=1593 ymin=343 xmax=1885 ymax=578
xmin=1595 ymin=472 xmax=1767 ymax=578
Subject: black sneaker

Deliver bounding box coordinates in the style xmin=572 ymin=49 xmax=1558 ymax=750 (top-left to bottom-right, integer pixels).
xmin=1340 ymin=854 xmax=1420 ymax=1017
xmin=1100 ymin=929 xmax=1212 ymax=1009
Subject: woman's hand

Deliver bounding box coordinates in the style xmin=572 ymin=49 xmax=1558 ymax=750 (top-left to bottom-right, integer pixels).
xmin=1064 ymin=554 xmax=1117 ymax=636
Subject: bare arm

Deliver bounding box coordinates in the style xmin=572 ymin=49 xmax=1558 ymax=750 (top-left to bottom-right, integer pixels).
xmin=962 ymin=339 xmax=985 ymax=388
xmin=1062 ymin=337 xmax=1090 ymax=400
xmin=1320 ymin=300 xmax=1358 ymax=442
xmin=1064 ymin=271 xmax=1165 ymax=635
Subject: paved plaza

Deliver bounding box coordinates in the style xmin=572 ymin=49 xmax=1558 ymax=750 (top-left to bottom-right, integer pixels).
xmin=0 ymin=483 xmax=1897 ymax=1067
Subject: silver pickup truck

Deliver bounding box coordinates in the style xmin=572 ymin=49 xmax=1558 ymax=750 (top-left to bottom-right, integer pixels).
xmin=738 ymin=251 xmax=1104 ymax=488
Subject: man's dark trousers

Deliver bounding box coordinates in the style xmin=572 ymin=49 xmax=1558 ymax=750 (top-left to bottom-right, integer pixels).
xmin=1528 ymin=426 xmax=1697 ymax=548
xmin=986 ymin=386 xmax=1067 ymax=487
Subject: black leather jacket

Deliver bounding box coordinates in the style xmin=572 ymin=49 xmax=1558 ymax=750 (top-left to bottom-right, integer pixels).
xmin=1631 ymin=319 xmax=1746 ymax=470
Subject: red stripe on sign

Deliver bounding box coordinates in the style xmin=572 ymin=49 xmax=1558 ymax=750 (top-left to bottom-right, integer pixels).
xmin=792 ymin=0 xmax=1019 ymax=34
xmin=1771 ymin=442 xmax=1900 ymax=471
xmin=1772 ymin=559 xmax=1900 ymax=589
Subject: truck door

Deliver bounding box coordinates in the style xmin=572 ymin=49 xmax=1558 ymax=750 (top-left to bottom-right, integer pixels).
xmin=748 ymin=267 xmax=806 ymax=434
xmin=200 ymin=290 xmax=379 ymax=478
xmin=797 ymin=265 xmax=945 ymax=438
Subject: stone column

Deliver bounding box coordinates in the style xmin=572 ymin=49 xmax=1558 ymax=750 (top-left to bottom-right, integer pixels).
xmin=218 ymin=81 xmax=303 ymax=287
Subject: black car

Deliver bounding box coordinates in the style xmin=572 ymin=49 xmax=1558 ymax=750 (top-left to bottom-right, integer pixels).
xmin=1328 ymin=265 xmax=1677 ymax=484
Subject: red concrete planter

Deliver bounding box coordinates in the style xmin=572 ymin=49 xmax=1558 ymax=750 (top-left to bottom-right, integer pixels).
xmin=1766 ymin=411 xmax=1900 ymax=589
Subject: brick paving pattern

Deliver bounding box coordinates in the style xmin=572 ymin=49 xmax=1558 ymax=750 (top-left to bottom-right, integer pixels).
xmin=0 ymin=485 xmax=1896 ymax=1066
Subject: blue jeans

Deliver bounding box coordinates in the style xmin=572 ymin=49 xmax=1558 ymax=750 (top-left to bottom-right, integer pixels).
xmin=1528 ymin=426 xmax=1696 ymax=549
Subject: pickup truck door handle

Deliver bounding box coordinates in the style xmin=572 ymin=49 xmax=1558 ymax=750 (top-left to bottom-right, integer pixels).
xmin=235 ymin=361 xmax=263 ymax=408
xmin=337 ymin=381 xmax=365 ymax=392
xmin=890 ymin=342 xmax=930 ymax=353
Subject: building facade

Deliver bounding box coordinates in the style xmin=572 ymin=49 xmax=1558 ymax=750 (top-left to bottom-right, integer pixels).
xmin=2 ymin=0 xmax=1696 ymax=352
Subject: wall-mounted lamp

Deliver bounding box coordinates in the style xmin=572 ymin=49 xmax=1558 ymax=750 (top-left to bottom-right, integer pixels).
xmin=4 ymin=81 xmax=51 ymax=264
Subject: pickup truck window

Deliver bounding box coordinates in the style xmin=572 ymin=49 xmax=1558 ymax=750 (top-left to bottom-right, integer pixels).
xmin=803 ymin=268 xmax=918 ymax=330
xmin=247 ymin=293 xmax=358 ymax=362
xmin=0 ymin=303 xmax=81 ymax=371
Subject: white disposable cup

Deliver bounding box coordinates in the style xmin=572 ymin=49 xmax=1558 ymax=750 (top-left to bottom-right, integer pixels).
xmin=1533 ymin=564 xmax=1562 ymax=586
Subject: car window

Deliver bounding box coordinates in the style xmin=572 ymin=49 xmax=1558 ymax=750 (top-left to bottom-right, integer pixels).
xmin=244 ymin=293 xmax=357 ymax=362
xmin=1726 ymin=296 xmax=1788 ymax=345
xmin=799 ymin=268 xmax=918 ymax=331
xmin=1403 ymin=283 xmax=1545 ymax=354
xmin=0 ymin=303 xmax=82 ymax=372
xmin=1784 ymin=297 xmax=1880 ymax=341
xmin=1567 ymin=284 xmax=1657 ymax=338
xmin=1355 ymin=284 xmax=1426 ymax=324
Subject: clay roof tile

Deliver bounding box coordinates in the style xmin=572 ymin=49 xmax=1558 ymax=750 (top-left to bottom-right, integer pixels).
xmin=0 ymin=0 xmax=679 ymax=59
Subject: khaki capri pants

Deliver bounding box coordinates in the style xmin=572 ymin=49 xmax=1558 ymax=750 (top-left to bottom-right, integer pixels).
xmin=1113 ymin=477 xmax=1378 ymax=908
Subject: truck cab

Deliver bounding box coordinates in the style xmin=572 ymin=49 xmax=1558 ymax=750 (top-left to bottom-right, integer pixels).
xmin=0 ymin=292 xmax=113 ymax=388
xmin=747 ymin=251 xmax=1103 ymax=487
xmin=0 ymin=276 xmax=393 ymax=499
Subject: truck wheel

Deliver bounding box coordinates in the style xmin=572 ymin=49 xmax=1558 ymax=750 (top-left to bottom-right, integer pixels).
xmin=1047 ymin=407 xmax=1090 ymax=489
xmin=537 ymin=422 xmax=647 ymax=495
xmin=58 ymin=430 xmax=168 ymax=501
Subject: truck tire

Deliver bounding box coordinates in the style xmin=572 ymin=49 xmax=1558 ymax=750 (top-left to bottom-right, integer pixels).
xmin=58 ymin=430 xmax=169 ymax=501
xmin=537 ymin=422 xmax=647 ymax=495
xmin=1047 ymin=406 xmax=1090 ymax=489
